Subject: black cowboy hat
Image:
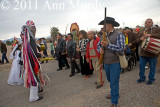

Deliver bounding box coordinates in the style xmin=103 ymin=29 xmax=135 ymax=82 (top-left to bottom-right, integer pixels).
xmin=124 ymin=27 xmax=130 ymax=30
xmin=98 ymin=17 xmax=120 ymax=27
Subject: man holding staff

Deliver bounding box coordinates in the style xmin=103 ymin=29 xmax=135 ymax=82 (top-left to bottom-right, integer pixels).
xmin=98 ymin=16 xmax=125 ymax=107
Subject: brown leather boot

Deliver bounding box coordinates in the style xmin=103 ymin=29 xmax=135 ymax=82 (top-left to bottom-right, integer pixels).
xmin=106 ymin=94 xmax=111 ymax=99
xmin=110 ymin=104 xmax=117 ymax=107
xmin=106 ymin=94 xmax=120 ymax=99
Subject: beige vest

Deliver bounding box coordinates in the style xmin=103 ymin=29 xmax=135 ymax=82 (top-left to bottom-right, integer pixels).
xmin=89 ymin=40 xmax=97 ymax=59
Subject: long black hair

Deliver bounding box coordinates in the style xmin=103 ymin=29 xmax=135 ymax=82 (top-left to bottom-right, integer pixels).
xmin=13 ymin=44 xmax=21 ymax=56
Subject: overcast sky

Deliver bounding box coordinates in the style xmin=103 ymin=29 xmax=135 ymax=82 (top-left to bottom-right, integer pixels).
xmin=0 ymin=0 xmax=160 ymax=40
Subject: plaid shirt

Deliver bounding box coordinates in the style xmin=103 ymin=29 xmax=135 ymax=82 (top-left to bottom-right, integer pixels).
xmin=107 ymin=33 xmax=125 ymax=53
xmin=97 ymin=32 xmax=125 ymax=53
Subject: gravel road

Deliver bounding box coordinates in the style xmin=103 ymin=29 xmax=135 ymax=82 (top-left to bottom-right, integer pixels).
xmin=0 ymin=60 xmax=160 ymax=107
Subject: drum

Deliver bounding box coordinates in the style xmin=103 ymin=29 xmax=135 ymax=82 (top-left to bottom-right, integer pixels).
xmin=141 ymin=37 xmax=160 ymax=54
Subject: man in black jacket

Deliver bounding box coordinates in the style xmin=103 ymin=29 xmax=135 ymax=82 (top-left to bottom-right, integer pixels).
xmin=67 ymin=33 xmax=80 ymax=77
xmin=56 ymin=33 xmax=70 ymax=71
xmin=0 ymin=40 xmax=9 ymax=64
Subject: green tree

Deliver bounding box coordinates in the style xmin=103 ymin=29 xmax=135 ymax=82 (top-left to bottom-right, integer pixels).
xmin=50 ymin=27 xmax=59 ymax=40
xmin=6 ymin=41 xmax=12 ymax=45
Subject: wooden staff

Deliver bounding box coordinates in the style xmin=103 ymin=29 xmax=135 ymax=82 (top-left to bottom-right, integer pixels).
xmin=99 ymin=7 xmax=107 ymax=65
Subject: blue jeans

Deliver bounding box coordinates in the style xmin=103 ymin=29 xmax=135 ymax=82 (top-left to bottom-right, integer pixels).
xmin=104 ymin=63 xmax=121 ymax=105
xmin=139 ymin=56 xmax=157 ymax=81
xmin=51 ymin=50 xmax=54 ymax=57
xmin=2 ymin=53 xmax=9 ymax=64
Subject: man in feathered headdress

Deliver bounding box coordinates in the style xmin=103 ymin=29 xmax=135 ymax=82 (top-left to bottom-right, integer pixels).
xmin=21 ymin=20 xmax=46 ymax=102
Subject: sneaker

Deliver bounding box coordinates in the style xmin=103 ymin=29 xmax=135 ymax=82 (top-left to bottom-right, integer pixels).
xmin=95 ymin=81 xmax=104 ymax=85
xmin=84 ymin=75 xmax=90 ymax=80
xmin=106 ymin=94 xmax=111 ymax=99
xmin=75 ymin=71 xmax=80 ymax=74
xmin=69 ymin=74 xmax=75 ymax=77
xmin=137 ymin=79 xmax=145 ymax=83
xmin=65 ymin=67 xmax=70 ymax=69
xmin=57 ymin=68 xmax=62 ymax=71
xmin=106 ymin=94 xmax=120 ymax=99
xmin=145 ymin=65 xmax=148 ymax=69
xmin=111 ymin=104 xmax=117 ymax=107
xmin=146 ymin=81 xmax=153 ymax=85
xmin=36 ymin=96 xmax=43 ymax=101
xmin=96 ymin=84 xmax=103 ymax=89
xmin=38 ymin=89 xmax=44 ymax=93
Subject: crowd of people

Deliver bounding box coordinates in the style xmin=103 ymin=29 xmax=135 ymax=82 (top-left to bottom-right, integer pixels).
xmin=53 ymin=17 xmax=160 ymax=107
xmin=0 ymin=17 xmax=160 ymax=107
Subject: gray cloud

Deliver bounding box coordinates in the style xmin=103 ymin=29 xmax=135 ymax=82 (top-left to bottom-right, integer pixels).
xmin=0 ymin=0 xmax=160 ymax=40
